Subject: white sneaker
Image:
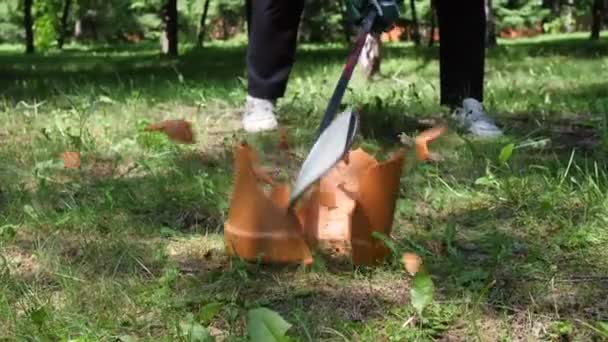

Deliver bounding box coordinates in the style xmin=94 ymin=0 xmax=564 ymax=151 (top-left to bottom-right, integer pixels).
xmin=453 ymin=98 xmax=503 ymax=138
xmin=242 ymin=95 xmax=278 ymax=133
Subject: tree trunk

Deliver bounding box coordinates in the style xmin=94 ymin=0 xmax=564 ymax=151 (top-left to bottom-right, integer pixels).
xmin=485 ymin=0 xmax=497 ymax=46
xmin=428 ymin=0 xmax=436 ymax=47
xmin=160 ymin=0 xmax=178 ymax=56
xmin=24 ymin=0 xmax=34 ymax=54
xmin=591 ymin=0 xmax=604 ymax=40
xmin=409 ymin=0 xmax=421 ymax=45
xmin=338 ymin=0 xmax=353 ymax=43
xmin=57 ymin=0 xmax=72 ymax=49
xmin=197 ymin=0 xmax=211 ymax=47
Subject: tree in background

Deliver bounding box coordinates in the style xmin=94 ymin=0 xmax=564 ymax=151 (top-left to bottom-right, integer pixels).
xmin=427 ymin=0 xmax=437 ymax=46
xmin=196 ymin=0 xmax=211 ymax=47
xmin=57 ymin=0 xmax=71 ymax=48
xmin=486 ymin=0 xmax=498 ymax=46
xmin=160 ymin=0 xmax=178 ymax=56
xmin=33 ymin=0 xmax=62 ymax=51
xmin=2 ymin=0 xmax=603 ymax=55
xmin=24 ymin=0 xmax=34 ymax=53
xmin=495 ymin=0 xmax=548 ymax=36
xmin=591 ymin=0 xmax=605 ymax=39
xmin=409 ymin=0 xmax=421 ymax=45
xmin=300 ymin=0 xmax=344 ymax=43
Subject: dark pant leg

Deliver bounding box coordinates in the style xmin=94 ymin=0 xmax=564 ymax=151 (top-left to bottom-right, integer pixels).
xmin=246 ymin=0 xmax=305 ymax=100
xmin=436 ymin=0 xmax=486 ymax=108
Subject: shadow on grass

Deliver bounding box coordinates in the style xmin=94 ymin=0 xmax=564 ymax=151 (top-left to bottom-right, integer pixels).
xmin=412 ymin=202 xmax=608 ymax=322
xmin=1 ymin=35 xmax=606 ymax=104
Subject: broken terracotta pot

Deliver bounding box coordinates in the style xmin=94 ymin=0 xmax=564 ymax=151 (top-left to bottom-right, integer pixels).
xmin=224 ymin=143 xmax=314 ymax=265
xmin=224 ymin=143 xmax=405 ymax=266
xmin=301 ymin=148 xmax=405 ymax=266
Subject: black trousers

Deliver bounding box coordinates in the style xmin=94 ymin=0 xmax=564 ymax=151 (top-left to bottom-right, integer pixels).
xmin=246 ymin=0 xmax=486 ymax=107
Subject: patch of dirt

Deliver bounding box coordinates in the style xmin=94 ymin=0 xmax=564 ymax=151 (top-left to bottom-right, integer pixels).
xmin=202 ymin=108 xmax=242 ymax=138
xmin=246 ymin=273 xmax=409 ymax=322
xmin=439 ymin=309 xmax=555 ymax=341
xmin=166 ymin=238 xmax=228 ymax=276
xmin=176 ymin=209 xmax=225 ymax=233
xmin=2 ymin=244 xmax=56 ymax=287
xmin=3 ymin=248 xmax=41 ymax=280
xmin=507 ymin=310 xmax=552 ymax=341
xmin=504 ymin=115 xmax=602 ymax=152
xmin=88 ymin=158 xmax=117 ymax=179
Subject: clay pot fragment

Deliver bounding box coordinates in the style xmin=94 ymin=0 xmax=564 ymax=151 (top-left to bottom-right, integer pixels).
xmin=224 ymin=143 xmax=314 ymax=265
xmin=223 ymin=144 xmax=404 ymax=266
xmin=303 ymin=148 xmax=405 ymax=266
xmin=145 ymin=119 xmax=195 ymax=144
xmin=63 ymin=151 xmax=81 ymax=169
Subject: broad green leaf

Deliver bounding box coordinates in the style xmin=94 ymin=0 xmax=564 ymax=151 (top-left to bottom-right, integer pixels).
xmin=0 ymin=225 xmax=17 ymax=240
xmin=596 ymin=322 xmax=608 ymax=337
xmin=23 ymin=205 xmax=38 ymax=220
xmin=179 ymin=321 xmax=214 ymax=342
xmin=553 ymin=320 xmax=573 ymax=336
xmin=198 ymin=302 xmax=223 ymax=324
xmin=498 ymin=143 xmax=515 ymax=164
xmin=247 ymin=307 xmax=292 ymax=342
xmin=30 ymin=307 xmax=48 ymax=325
xmin=410 ymin=271 xmax=434 ymax=316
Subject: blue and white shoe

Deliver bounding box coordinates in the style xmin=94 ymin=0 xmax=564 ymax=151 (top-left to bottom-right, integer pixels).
xmin=453 ymin=98 xmax=503 ymax=138
xmin=242 ymin=95 xmax=278 ymax=133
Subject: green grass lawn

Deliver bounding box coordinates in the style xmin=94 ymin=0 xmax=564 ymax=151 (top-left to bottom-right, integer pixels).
xmin=1 ymin=32 xmax=608 ymax=341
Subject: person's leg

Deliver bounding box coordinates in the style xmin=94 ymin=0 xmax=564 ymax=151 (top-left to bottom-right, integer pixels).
xmin=436 ymin=0 xmax=502 ymax=137
xmin=243 ymin=0 xmax=305 ymax=132
xmin=436 ymin=0 xmax=485 ymax=107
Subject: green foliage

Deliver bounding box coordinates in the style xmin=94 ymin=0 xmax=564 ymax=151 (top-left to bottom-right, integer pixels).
xmin=498 ymin=143 xmax=514 ymax=164
xmin=198 ymin=302 xmax=223 ymax=324
xmin=178 ymin=318 xmax=215 ymax=342
xmin=247 ymin=308 xmax=293 ymax=342
xmin=0 ymin=0 xmax=22 ymax=43
xmin=1 ymin=0 xmax=603 ymax=48
xmin=549 ymin=320 xmax=574 ymax=339
xmin=0 ymin=225 xmax=18 ymax=241
xmin=33 ymin=0 xmax=62 ymax=50
xmin=302 ymin=2 xmax=346 ymax=43
xmin=29 ymin=306 xmax=49 ymax=326
xmin=494 ymin=0 xmax=550 ymax=31
xmin=410 ymin=271 xmax=435 ymax=317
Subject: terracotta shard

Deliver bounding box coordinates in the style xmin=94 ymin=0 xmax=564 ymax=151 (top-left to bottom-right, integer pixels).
xmin=224 ymin=143 xmax=313 ymax=265
xmin=350 ymin=149 xmax=405 ymax=265
xmin=63 ymin=151 xmax=81 ymax=169
xmin=415 ymin=125 xmax=447 ymax=161
xmin=402 ymin=252 xmax=423 ymax=275
xmin=145 ymin=119 xmax=195 ymax=144
xmin=303 ymin=148 xmax=405 ymax=265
